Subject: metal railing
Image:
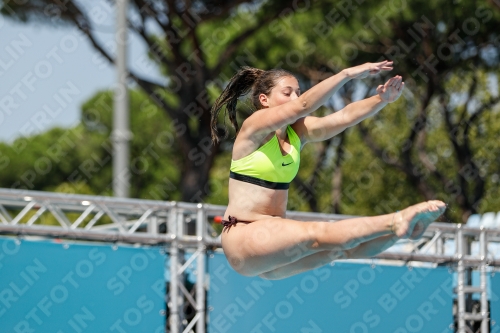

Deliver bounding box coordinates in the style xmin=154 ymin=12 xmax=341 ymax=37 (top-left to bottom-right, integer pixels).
xmin=0 ymin=188 xmax=498 ymax=332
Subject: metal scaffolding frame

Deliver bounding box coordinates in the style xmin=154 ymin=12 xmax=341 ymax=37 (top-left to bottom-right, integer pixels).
xmin=0 ymin=188 xmax=499 ymax=333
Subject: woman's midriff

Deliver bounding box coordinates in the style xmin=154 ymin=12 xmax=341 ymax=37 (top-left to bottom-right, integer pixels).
xmin=224 ymin=178 xmax=289 ymax=223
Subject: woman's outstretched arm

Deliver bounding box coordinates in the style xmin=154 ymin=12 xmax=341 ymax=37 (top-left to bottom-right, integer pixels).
xmin=298 ymin=75 xmax=404 ymax=143
xmin=242 ymin=61 xmax=394 ymax=137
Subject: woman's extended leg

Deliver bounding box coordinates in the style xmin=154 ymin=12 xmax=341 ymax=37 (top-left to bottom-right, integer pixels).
xmin=222 ymin=200 xmax=445 ymax=277
xmin=259 ymin=212 xmax=435 ymax=280
xmin=259 ymin=234 xmax=398 ymax=280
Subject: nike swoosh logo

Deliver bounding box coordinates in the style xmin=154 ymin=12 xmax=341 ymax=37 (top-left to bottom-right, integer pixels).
xmin=282 ymin=161 xmax=293 ymax=166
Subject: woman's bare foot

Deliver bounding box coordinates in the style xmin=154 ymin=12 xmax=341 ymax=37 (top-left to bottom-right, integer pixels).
xmin=392 ymin=201 xmax=446 ymax=239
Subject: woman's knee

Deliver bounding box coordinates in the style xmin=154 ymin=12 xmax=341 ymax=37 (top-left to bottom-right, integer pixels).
xmin=226 ymin=255 xmax=254 ymax=276
xmin=302 ymin=222 xmax=331 ymax=249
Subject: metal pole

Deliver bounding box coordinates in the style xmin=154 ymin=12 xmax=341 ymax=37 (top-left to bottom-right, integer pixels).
xmin=177 ymin=210 xmax=186 ymax=330
xmin=436 ymin=236 xmax=444 ymax=255
xmin=169 ymin=208 xmax=180 ymax=333
xmin=148 ymin=215 xmax=158 ymax=235
xmin=196 ymin=204 xmax=206 ymax=333
xmin=480 ymin=228 xmax=489 ymax=333
xmin=113 ymin=0 xmax=130 ymax=197
xmin=456 ymin=224 xmax=466 ymax=333
xmin=466 ymin=237 xmax=473 ymax=321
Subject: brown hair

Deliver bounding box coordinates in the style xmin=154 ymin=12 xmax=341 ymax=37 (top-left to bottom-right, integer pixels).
xmin=210 ymin=66 xmax=294 ymax=143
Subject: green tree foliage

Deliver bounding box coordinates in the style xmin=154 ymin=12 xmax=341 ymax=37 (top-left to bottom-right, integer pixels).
xmin=2 ymin=0 xmax=500 ymax=223
xmin=0 ymin=90 xmax=183 ymax=201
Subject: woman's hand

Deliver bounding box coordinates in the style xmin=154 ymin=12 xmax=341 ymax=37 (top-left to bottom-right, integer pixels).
xmin=345 ymin=60 xmax=393 ymax=79
xmin=377 ymin=75 xmax=404 ymax=103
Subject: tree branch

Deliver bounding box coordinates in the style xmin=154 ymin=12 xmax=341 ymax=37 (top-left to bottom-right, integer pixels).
xmin=210 ymin=7 xmax=285 ymax=76
xmin=459 ymin=70 xmax=478 ymax=124
xmin=401 ymin=79 xmax=435 ymax=166
xmin=131 ymin=0 xmax=176 ymax=49
xmin=330 ymin=132 xmax=345 ymax=214
xmin=197 ymin=0 xmax=249 ymax=21
xmin=157 ymin=0 xmax=189 ymax=66
xmin=57 ymin=1 xmax=180 ymax=121
xmin=128 ymin=20 xmax=176 ymax=69
xmin=464 ymin=95 xmax=500 ymax=140
xmin=463 ymin=95 xmax=500 ymax=210
xmin=415 ymin=135 xmax=452 ymax=193
xmin=357 ymin=123 xmax=407 ymax=171
xmin=176 ymin=2 xmax=209 ymax=85
xmin=413 ymin=83 xmax=452 ymax=193
xmin=291 ymin=136 xmax=335 ymax=212
xmin=440 ymin=95 xmax=471 ymax=209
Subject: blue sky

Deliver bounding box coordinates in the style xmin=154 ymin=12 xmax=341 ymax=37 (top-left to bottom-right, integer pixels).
xmin=0 ymin=7 xmax=163 ymax=144
xmin=0 ymin=18 xmax=111 ymax=142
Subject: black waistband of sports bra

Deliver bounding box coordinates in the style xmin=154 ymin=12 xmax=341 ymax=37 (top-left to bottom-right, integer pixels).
xmin=229 ymin=171 xmax=290 ymax=190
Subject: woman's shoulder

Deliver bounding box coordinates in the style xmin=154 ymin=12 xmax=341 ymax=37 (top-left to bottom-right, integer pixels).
xmin=232 ymin=127 xmax=276 ymax=160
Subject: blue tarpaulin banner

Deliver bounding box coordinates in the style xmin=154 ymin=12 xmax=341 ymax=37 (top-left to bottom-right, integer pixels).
xmin=208 ymin=253 xmax=454 ymax=333
xmin=0 ymin=237 xmax=166 ymax=333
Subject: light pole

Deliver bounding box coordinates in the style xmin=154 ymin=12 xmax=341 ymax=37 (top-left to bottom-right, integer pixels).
xmin=113 ymin=0 xmax=130 ymax=198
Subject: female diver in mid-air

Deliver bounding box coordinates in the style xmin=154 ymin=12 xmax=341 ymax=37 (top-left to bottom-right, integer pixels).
xmin=210 ymin=61 xmax=446 ymax=280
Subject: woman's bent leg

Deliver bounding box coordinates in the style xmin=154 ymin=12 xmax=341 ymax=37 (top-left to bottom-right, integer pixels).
xmin=222 ymin=200 xmax=445 ymax=277
xmin=222 ymin=215 xmax=392 ymax=277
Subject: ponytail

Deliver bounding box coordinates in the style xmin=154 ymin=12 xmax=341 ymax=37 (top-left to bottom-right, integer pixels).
xmin=210 ymin=67 xmax=264 ymax=143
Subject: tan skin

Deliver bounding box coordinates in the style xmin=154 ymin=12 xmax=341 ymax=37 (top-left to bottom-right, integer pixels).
xmin=221 ymin=61 xmax=446 ymax=280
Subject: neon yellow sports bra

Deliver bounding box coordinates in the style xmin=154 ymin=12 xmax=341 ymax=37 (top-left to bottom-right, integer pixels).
xmin=230 ymin=125 xmax=301 ymax=189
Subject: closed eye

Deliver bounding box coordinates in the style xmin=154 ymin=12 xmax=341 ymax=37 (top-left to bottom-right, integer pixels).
xmin=282 ymin=87 xmax=300 ymax=97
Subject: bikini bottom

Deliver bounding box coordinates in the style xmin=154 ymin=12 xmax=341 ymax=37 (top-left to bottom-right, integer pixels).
xmin=221 ymin=216 xmax=239 ymax=229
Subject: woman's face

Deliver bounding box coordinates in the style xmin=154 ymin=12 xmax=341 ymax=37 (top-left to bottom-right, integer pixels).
xmin=259 ymin=76 xmax=300 ymax=108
